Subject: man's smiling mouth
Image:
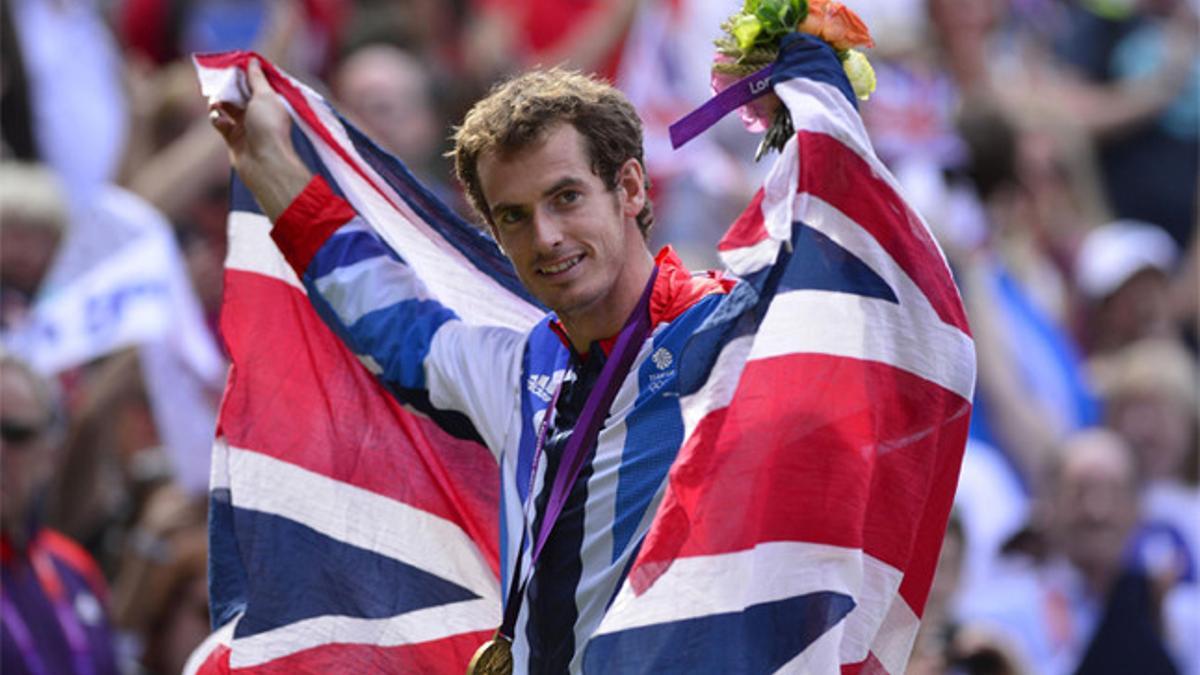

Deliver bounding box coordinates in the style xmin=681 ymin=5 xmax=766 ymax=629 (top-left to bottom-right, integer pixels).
xmin=537 ymin=254 xmax=584 ymax=276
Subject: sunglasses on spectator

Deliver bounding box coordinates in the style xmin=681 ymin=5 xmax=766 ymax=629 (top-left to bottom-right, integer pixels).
xmin=0 ymin=418 xmax=50 ymax=445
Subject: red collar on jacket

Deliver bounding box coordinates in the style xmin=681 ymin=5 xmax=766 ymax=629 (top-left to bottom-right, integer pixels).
xmin=549 ymin=246 xmax=736 ymax=356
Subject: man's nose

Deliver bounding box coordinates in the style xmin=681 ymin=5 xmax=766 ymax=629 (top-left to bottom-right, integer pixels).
xmin=530 ymin=208 xmax=565 ymax=251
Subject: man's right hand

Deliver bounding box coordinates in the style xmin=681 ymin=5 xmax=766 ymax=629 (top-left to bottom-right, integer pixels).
xmin=209 ymin=59 xmax=313 ymax=221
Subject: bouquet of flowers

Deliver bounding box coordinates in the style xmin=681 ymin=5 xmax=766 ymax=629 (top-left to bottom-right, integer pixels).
xmin=712 ymin=0 xmax=876 ymax=158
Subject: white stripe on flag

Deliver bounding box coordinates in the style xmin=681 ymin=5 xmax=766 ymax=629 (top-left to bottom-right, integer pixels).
xmin=835 ymin=553 xmax=919 ymax=671
xmin=226 ymin=210 xmax=305 ymax=292
xmin=776 ymin=77 xmax=954 ymax=275
xmin=718 ymin=237 xmax=783 ymax=277
xmin=210 ymin=436 xmax=231 ymax=491
xmin=678 ymin=334 xmax=754 ymax=446
xmin=775 ymin=77 xmax=875 ymax=163
xmin=594 ymin=543 xmax=918 ymax=675
xmin=750 ymin=289 xmax=975 ymax=401
xmin=287 ymin=82 xmax=544 ymax=331
xmin=861 ymin=589 xmax=921 ymax=675
xmin=195 ymin=62 xmax=247 ymax=108
xmin=227 ymin=599 xmax=498 ymax=669
xmin=595 ymin=541 xmax=878 ymax=634
xmin=182 ymin=612 xmax=238 ymax=675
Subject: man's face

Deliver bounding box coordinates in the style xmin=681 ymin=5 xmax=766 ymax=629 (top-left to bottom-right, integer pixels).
xmin=334 ymin=47 xmax=438 ymax=163
xmin=478 ymin=123 xmax=647 ymax=325
xmin=1053 ymin=432 xmax=1139 ymax=578
xmin=1096 ymin=269 xmax=1173 ymax=349
xmin=1109 ymin=390 xmax=1194 ymax=483
xmin=0 ymin=217 xmax=61 ymax=297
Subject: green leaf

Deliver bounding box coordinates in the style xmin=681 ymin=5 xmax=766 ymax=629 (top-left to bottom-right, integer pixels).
xmin=732 ymin=14 xmax=763 ymax=52
xmin=757 ymin=0 xmax=783 ymax=26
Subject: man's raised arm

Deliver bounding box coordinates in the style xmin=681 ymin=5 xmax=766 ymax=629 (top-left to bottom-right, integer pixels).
xmin=207 ymin=58 xmax=526 ymax=456
xmin=209 ymin=60 xmax=311 ymax=222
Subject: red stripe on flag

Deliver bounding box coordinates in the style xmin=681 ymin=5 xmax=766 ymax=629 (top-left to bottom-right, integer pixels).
xmin=227 ymin=630 xmax=492 ymax=675
xmin=630 ymin=353 xmax=969 ymax=615
xmin=841 ymin=651 xmax=889 ymax=675
xmin=794 ymin=131 xmax=970 ymax=335
xmin=218 ymin=269 xmax=500 ymax=575
xmin=195 ymin=51 xmax=254 ymax=69
xmin=194 ymin=644 xmax=232 ymax=674
xmin=717 ymin=188 xmax=767 ymax=251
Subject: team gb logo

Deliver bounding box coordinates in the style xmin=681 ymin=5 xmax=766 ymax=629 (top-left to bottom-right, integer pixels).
xmin=652 ymin=347 xmax=673 ymax=371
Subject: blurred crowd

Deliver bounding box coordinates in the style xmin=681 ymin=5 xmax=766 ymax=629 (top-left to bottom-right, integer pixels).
xmin=0 ymin=0 xmax=1195 ymax=674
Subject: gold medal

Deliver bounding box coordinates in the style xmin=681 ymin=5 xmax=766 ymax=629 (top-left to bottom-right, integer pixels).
xmin=466 ymin=634 xmax=513 ymax=675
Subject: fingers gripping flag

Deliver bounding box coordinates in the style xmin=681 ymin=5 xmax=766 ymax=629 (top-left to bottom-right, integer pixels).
xmin=188 ymin=52 xmax=544 ymax=673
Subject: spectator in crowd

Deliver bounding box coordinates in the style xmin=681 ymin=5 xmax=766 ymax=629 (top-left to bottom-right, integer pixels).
xmin=959 ymin=428 xmax=1184 ymax=674
xmin=110 ymin=486 xmax=209 ymax=675
xmin=332 ymin=42 xmax=452 ymax=197
xmin=1 ymin=0 xmax=128 ymax=212
xmin=49 ymin=350 xmax=171 ymax=579
xmin=907 ymin=514 xmax=1027 ymax=675
xmin=1091 ymin=336 xmax=1200 ymax=674
xmin=463 ymin=0 xmax=642 ymax=83
xmin=1057 ymin=0 xmax=1199 ymax=250
xmin=1092 ymin=337 xmax=1199 ymax=492
xmin=952 ymin=105 xmax=1100 ymax=495
xmin=1 ymin=353 xmax=120 ymax=675
xmin=1075 ymin=219 xmax=1181 ymax=355
xmin=0 ymin=162 xmax=67 ymax=331
xmin=1170 ymin=233 xmax=1199 ymax=349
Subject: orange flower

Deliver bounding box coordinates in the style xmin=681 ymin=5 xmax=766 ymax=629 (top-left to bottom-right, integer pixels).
xmin=797 ymin=0 xmax=875 ymax=51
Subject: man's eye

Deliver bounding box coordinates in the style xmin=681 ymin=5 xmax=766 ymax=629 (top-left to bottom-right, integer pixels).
xmin=556 ymin=190 xmax=581 ymax=206
xmin=498 ymin=210 xmax=525 ymax=226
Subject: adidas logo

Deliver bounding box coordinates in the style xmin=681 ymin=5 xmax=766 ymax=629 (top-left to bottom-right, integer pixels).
xmin=526 ymin=373 xmax=556 ymax=402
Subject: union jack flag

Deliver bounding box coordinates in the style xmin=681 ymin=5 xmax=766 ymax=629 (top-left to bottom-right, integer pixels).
xmin=186 ymin=50 xmax=539 ymax=673
xmin=188 ymin=35 xmax=973 ymax=673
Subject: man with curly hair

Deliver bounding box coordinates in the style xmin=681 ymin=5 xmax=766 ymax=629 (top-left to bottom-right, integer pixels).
xmin=213 ymin=62 xmax=732 ymax=673
xmin=210 ymin=9 xmax=973 ymax=668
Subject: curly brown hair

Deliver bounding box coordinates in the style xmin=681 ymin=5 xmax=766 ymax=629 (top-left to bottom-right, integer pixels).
xmin=451 ymin=67 xmax=653 ymax=237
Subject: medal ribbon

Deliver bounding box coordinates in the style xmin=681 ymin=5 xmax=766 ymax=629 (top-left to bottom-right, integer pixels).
xmin=497 ymin=266 xmax=659 ymax=642
xmin=0 ymin=538 xmax=95 ymax=675
xmin=0 ymin=590 xmax=48 ymax=675
xmin=668 ymin=63 xmax=775 ymax=150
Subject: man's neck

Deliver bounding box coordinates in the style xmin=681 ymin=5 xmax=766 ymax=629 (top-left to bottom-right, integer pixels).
xmin=558 ymin=252 xmax=654 ymax=354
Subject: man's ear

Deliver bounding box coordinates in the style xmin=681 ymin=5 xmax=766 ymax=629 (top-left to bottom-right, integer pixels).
xmin=616 ymin=158 xmax=646 ymax=220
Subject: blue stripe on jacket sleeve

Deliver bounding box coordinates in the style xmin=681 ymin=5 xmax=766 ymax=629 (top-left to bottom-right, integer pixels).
xmin=308 ymin=227 xmax=405 ymax=280
xmin=301 ymin=277 xmax=485 ymax=443
xmin=348 ymin=298 xmax=457 ymax=389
